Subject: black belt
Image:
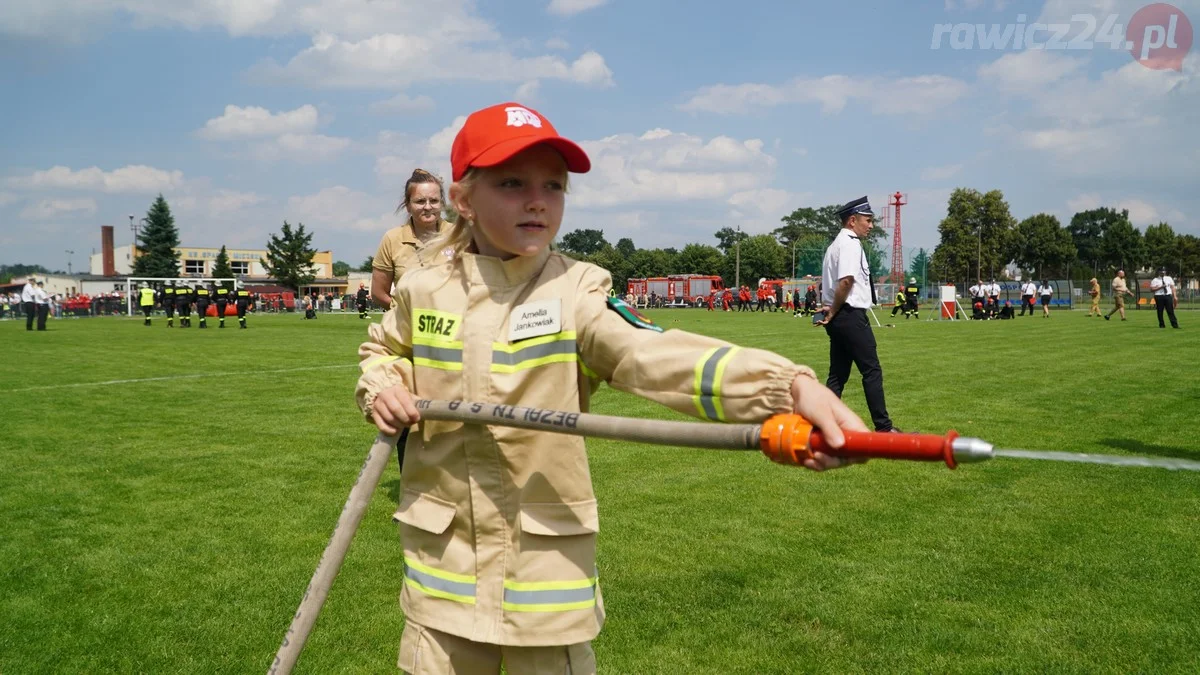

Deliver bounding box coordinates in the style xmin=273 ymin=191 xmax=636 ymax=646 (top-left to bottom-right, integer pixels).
xmin=842 ymin=306 xmax=867 ymax=313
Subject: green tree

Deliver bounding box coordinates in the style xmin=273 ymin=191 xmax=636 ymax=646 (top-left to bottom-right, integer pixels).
xmin=729 ymin=234 xmax=786 ymax=284
xmin=558 ymin=228 xmax=610 ymax=257
xmin=777 ymin=205 xmax=842 ymax=244
xmin=908 ymin=248 xmax=931 ymax=287
xmin=628 ymin=249 xmax=674 ymax=278
xmin=929 ymin=188 xmax=1016 ymax=283
xmin=1099 ymin=212 xmax=1145 ymax=273
xmin=0 ymin=263 xmax=53 ymax=283
xmin=615 ymin=238 xmax=637 ymax=259
xmin=1068 ymin=208 xmax=1118 ymax=272
xmin=210 ymin=246 xmax=235 ymax=289
xmin=713 ymin=226 xmax=749 ymax=254
xmin=674 ymin=244 xmax=724 ymax=276
xmin=333 ymin=260 xmax=351 ymax=276
xmin=585 ymin=245 xmax=633 ymax=293
xmin=261 ymin=221 xmax=317 ymax=293
xmin=1143 ymin=222 xmax=1177 ymax=271
xmin=1177 ymin=234 xmax=1200 ymax=281
xmin=130 ymin=194 xmax=181 ymax=278
xmin=358 ymin=256 xmax=375 ymax=273
xmin=1009 ymin=214 xmax=1076 ymax=278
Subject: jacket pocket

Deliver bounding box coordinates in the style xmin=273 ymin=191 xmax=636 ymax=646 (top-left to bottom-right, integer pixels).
xmin=520 ymin=499 xmax=599 ymax=536
xmin=396 ymin=490 xmax=457 ymax=534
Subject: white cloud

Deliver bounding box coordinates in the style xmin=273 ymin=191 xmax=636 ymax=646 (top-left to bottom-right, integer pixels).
xmin=252 ymin=134 xmax=352 ymax=162
xmin=571 ymin=129 xmax=777 ymax=209
xmin=251 ymin=33 xmax=614 ymax=88
xmin=368 ymin=93 xmax=436 ymax=115
xmin=1067 ymin=194 xmax=1164 ymax=224
xmin=287 ymin=185 xmax=399 ymax=232
xmin=548 ymin=0 xmax=608 ymax=16
xmin=19 ymin=197 xmax=98 ymax=220
xmin=680 ymin=74 xmax=968 ymax=115
xmin=545 ymin=37 xmax=570 ymax=50
xmin=920 ymin=163 xmax=964 ymax=181
xmin=197 ymin=104 xmax=319 ymax=140
xmin=8 ymin=165 xmax=185 ymax=194
xmin=944 ymin=0 xmax=1009 ymax=9
xmin=208 ymin=190 xmax=265 ymax=215
xmin=977 ymin=50 xmax=1086 ymax=93
xmin=515 ymin=80 xmax=541 ymax=101
xmin=1 ymin=0 xmax=496 ymax=43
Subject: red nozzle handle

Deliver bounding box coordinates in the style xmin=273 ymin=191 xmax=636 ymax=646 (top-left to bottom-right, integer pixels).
xmin=759 ymin=414 xmax=960 ymax=468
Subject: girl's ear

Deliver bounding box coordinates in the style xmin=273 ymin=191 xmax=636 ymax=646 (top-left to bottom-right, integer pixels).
xmin=449 ymin=182 xmax=473 ymax=222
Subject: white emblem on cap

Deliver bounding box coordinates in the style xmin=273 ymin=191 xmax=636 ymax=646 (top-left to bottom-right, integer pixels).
xmin=505 ymin=106 xmax=542 ymax=128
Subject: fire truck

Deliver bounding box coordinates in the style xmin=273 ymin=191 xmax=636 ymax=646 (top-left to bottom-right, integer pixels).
xmin=627 ymin=275 xmax=725 ymax=307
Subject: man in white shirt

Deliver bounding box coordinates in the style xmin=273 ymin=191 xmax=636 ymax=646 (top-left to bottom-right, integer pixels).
xmin=21 ymin=278 xmax=38 ymax=331
xmin=1150 ymin=267 xmax=1180 ymax=329
xmin=987 ymin=279 xmax=1001 ymax=317
xmin=1019 ymin=280 xmax=1037 ymax=316
xmin=968 ymin=280 xmax=983 ymax=309
xmin=816 ymin=196 xmax=898 ymax=432
xmin=34 ymin=281 xmax=50 ymax=331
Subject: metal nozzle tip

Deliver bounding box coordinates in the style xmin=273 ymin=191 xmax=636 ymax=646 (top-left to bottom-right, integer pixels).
xmin=952 ymin=437 xmax=994 ymax=463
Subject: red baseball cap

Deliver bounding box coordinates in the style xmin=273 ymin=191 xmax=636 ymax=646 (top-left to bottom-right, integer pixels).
xmin=450 ymin=102 xmax=590 ymax=181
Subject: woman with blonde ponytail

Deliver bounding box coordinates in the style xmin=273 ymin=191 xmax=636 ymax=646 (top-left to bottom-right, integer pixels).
xmin=370 ymin=169 xmax=452 ymax=309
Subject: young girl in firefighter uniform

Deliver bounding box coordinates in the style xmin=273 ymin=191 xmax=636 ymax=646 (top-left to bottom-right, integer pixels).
xmin=355 ymin=102 xmax=866 ymax=675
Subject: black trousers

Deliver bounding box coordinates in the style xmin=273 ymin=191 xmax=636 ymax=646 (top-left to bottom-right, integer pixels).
xmin=142 ymin=305 xmax=153 ymax=321
xmin=216 ymin=300 xmax=227 ymax=322
xmin=236 ymin=300 xmax=248 ymax=325
xmin=1019 ymin=295 xmax=1034 ymax=315
xmin=824 ymin=307 xmax=893 ymax=431
xmin=1155 ymin=296 xmax=1179 ymax=328
xmin=164 ymin=302 xmax=175 ymax=319
xmin=196 ymin=301 xmax=209 ymax=324
xmin=36 ymin=304 xmax=49 ymax=330
xmin=25 ymin=301 xmax=36 ymax=330
xmin=397 ymin=428 xmax=408 ymax=472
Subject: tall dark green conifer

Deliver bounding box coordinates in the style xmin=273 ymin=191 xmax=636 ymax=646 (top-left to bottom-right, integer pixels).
xmin=211 ymin=245 xmax=235 ymax=289
xmin=131 ymin=194 xmax=181 ymax=278
xmin=260 ymin=221 xmax=316 ymax=293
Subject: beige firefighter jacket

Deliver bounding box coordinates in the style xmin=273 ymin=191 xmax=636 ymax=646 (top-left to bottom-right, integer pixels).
xmin=356 ymin=248 xmax=814 ymax=647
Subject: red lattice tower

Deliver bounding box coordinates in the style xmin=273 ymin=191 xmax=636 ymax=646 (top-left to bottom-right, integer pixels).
xmin=888 ymin=191 xmax=907 ymax=286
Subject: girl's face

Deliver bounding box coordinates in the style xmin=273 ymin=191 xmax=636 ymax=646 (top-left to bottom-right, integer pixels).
xmin=453 ymin=144 xmax=567 ymax=260
xmin=408 ymin=182 xmax=442 ymax=228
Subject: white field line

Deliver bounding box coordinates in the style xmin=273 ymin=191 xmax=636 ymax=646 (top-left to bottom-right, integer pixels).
xmin=11 ymin=364 xmax=357 ymax=392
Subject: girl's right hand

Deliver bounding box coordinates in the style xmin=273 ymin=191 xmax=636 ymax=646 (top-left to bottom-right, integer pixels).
xmin=371 ymin=385 xmax=421 ymax=435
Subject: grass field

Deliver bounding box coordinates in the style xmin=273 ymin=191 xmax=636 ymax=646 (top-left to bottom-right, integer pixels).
xmin=2 ymin=307 xmax=1198 ymax=674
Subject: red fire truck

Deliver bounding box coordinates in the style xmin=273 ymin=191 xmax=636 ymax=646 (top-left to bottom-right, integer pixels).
xmin=627 ymin=275 xmax=725 ymax=307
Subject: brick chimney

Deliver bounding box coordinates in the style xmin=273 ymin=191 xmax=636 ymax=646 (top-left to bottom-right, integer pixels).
xmin=101 ymin=225 xmax=115 ymax=276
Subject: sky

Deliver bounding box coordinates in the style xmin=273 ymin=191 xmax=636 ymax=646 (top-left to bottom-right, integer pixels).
xmin=2 ymin=0 xmax=1198 ymax=273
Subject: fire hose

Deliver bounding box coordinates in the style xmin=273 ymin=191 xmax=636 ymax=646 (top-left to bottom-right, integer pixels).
xmin=269 ymin=399 xmax=1200 ymax=673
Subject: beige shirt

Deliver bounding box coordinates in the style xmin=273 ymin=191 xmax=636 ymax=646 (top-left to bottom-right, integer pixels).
xmin=356 ymin=249 xmax=812 ymax=647
xmin=373 ymin=218 xmax=452 ymax=283
xmin=1111 ymin=276 xmax=1129 ymax=294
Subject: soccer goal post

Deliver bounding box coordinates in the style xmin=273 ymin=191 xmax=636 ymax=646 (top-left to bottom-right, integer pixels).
xmin=124 ymin=277 xmax=239 ymax=316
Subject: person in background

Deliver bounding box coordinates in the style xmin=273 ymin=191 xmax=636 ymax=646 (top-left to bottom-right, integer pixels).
xmin=138 ymin=284 xmax=156 ymax=326
xmin=987 ymin=279 xmax=1000 ymax=317
xmin=817 ymin=196 xmax=900 ymax=433
xmin=195 ymin=283 xmax=212 ymax=328
xmin=176 ymin=284 xmax=193 ymax=328
xmin=35 ymin=281 xmax=50 ymax=331
xmin=1150 ymin=267 xmax=1180 ymax=329
xmin=1020 ymin=279 xmax=1037 ymax=316
xmin=356 ymin=282 xmax=370 ymax=320
xmin=214 ymin=284 xmax=231 ymax=328
xmin=1037 ymin=280 xmax=1053 ymax=318
xmin=162 ymin=282 xmax=176 ymax=327
xmin=904 ymin=277 xmax=921 ymax=319
xmin=21 ymin=277 xmax=37 ymax=331
xmin=1087 ymin=277 xmax=1102 ymax=317
xmin=890 ymin=286 xmax=906 ymax=319
xmin=372 ymin=169 xmax=452 ymax=309
xmin=1105 ymin=270 xmax=1133 ymax=322
xmin=969 ymin=279 xmax=984 ymax=312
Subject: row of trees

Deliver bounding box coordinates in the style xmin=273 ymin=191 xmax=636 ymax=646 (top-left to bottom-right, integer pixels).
xmin=930 ymin=188 xmax=1200 ymax=282
xmin=557 ymin=204 xmax=894 ymax=293
xmin=130 ymin=195 xmax=319 ymax=292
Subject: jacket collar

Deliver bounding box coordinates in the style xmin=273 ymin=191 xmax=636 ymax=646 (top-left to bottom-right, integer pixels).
xmin=459 ymin=247 xmax=552 ymax=288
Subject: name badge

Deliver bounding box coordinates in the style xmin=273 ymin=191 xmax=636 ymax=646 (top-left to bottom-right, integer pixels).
xmin=509 ymin=298 xmax=562 ymax=342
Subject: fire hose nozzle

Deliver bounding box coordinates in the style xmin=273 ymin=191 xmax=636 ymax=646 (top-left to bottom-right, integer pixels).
xmin=759 ymin=414 xmax=995 ymax=469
